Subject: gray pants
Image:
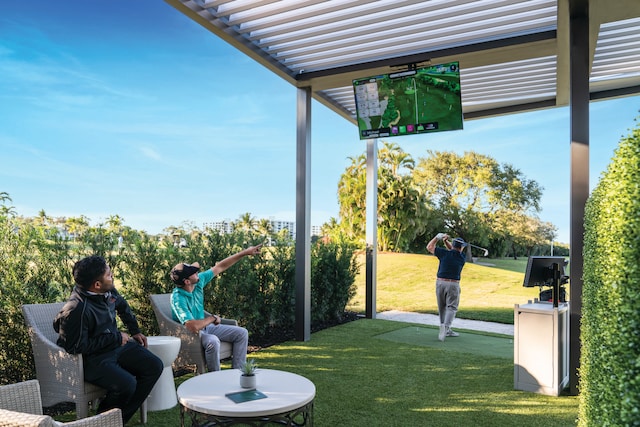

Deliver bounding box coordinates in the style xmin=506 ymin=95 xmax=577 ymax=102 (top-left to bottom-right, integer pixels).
xmin=435 ymin=279 xmax=460 ymax=328
xmin=200 ymin=323 xmax=249 ymax=371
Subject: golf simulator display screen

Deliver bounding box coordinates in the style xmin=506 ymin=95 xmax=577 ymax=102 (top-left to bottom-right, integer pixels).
xmin=353 ymin=61 xmax=463 ymax=140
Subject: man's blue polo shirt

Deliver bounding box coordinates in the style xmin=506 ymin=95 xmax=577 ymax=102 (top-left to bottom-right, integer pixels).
xmin=171 ymin=269 xmax=215 ymax=324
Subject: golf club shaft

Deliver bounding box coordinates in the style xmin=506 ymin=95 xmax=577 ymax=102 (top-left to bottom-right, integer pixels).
xmin=468 ymin=243 xmax=489 ymax=256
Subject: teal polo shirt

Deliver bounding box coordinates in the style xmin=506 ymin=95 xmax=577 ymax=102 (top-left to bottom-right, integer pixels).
xmin=171 ymin=269 xmax=215 ymax=324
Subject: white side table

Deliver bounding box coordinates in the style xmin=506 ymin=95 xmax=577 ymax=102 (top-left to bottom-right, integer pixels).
xmin=146 ymin=336 xmax=181 ymax=411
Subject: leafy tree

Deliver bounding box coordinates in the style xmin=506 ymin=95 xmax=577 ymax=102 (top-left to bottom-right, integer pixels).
xmin=491 ymin=211 xmax=557 ymax=259
xmin=413 ymin=151 xmax=542 ymax=260
xmin=337 ymin=153 xmax=367 ymax=245
xmin=337 ymin=141 xmax=434 ymax=251
xmin=65 ymin=215 xmax=90 ymax=241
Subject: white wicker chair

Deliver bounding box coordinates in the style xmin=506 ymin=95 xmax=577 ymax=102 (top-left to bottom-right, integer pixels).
xmin=149 ymin=294 xmax=237 ymax=375
xmin=21 ymin=303 xmax=146 ymax=423
xmin=0 ymin=379 xmax=122 ymax=427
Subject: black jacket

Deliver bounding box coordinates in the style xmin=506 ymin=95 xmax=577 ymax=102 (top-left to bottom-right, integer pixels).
xmin=53 ymin=286 xmax=141 ymax=357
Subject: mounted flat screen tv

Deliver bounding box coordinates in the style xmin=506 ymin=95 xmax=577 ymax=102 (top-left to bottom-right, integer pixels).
xmin=353 ymin=61 xmax=463 ymax=140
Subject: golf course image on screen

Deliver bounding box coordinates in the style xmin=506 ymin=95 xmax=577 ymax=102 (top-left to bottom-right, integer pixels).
xmin=353 ymin=61 xmax=463 ymax=140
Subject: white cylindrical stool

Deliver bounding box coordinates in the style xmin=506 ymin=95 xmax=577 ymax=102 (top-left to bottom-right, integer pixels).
xmin=146 ymin=336 xmax=181 ymax=411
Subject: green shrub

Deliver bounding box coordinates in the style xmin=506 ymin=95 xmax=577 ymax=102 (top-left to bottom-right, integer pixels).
xmin=580 ymin=118 xmax=640 ymax=426
xmin=0 ymin=218 xmax=358 ymax=385
xmin=0 ymin=218 xmax=70 ymax=384
xmin=311 ymin=240 xmax=359 ymax=323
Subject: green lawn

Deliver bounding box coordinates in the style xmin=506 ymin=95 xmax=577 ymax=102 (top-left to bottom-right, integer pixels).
xmin=109 ymin=319 xmax=577 ymax=427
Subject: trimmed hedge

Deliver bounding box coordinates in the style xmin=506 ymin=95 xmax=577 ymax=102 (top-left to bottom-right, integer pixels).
xmin=580 ymin=118 xmax=640 ymax=426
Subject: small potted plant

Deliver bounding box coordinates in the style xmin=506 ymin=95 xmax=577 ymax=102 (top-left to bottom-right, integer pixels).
xmin=239 ymin=359 xmax=258 ymax=389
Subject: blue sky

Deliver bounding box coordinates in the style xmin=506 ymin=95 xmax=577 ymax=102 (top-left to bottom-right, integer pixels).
xmin=1 ymin=1 xmax=638 ymax=244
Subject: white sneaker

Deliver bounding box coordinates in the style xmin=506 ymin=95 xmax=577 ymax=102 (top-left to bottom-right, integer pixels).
xmin=438 ymin=325 xmax=446 ymax=341
xmin=446 ymin=328 xmax=459 ymax=337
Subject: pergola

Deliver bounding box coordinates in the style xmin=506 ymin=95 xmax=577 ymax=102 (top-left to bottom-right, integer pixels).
xmin=164 ymin=0 xmax=640 ymax=394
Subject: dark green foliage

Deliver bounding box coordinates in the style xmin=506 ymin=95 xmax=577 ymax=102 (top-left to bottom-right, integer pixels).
xmin=0 ymin=216 xmax=358 ymax=385
xmin=580 ymin=118 xmax=640 ymax=426
xmin=0 ymin=218 xmax=71 ymax=384
xmin=310 ymin=241 xmax=359 ymax=324
xmin=117 ymin=231 xmax=177 ymax=335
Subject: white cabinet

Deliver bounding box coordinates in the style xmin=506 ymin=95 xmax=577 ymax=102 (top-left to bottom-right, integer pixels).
xmin=514 ymin=302 xmax=569 ymax=396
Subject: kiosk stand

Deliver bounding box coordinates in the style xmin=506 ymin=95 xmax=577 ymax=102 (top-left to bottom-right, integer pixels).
xmin=515 ymin=257 xmax=570 ymax=396
xmin=514 ymin=300 xmax=569 ymax=396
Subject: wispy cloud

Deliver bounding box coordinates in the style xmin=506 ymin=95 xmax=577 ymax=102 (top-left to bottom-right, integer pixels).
xmin=138 ymin=146 xmax=163 ymax=162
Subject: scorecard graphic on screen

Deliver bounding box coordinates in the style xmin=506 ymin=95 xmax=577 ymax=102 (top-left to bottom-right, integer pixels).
xmin=353 ymin=61 xmax=463 ymax=140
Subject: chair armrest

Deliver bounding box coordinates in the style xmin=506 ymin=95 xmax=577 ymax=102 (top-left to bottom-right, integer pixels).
xmin=28 ymin=326 xmax=87 ymax=405
xmin=0 ymin=409 xmax=54 ymax=427
xmin=0 ymin=379 xmax=42 ymax=415
xmin=206 ymin=310 xmax=238 ymax=326
xmin=62 ymin=408 xmax=123 ymax=427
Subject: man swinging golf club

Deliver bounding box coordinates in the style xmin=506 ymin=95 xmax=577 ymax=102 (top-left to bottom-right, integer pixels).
xmin=427 ymin=233 xmax=468 ymax=341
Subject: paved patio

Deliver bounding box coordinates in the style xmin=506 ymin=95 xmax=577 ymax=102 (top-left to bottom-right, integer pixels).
xmin=377 ymin=310 xmax=514 ymax=336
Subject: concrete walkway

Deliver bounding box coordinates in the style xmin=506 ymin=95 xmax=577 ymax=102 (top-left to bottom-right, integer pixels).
xmin=377 ymin=310 xmax=514 ymax=336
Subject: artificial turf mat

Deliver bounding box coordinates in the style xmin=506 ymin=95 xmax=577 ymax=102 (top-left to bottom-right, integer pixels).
xmin=374 ymin=326 xmax=513 ymax=359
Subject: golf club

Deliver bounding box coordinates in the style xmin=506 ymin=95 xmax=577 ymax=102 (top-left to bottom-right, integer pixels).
xmin=468 ymin=243 xmax=489 ymax=257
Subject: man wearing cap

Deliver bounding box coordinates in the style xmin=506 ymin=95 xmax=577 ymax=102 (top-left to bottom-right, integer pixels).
xmin=169 ymin=245 xmax=261 ymax=371
xmin=427 ymin=233 xmax=467 ymax=341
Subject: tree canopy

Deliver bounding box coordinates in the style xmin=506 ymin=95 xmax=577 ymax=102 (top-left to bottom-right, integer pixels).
xmin=334 ymin=144 xmax=555 ymax=258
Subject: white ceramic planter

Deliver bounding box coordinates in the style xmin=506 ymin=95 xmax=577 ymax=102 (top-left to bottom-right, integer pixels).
xmin=239 ymin=374 xmax=257 ymax=389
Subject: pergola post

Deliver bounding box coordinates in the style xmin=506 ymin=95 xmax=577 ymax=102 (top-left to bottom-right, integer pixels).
xmin=568 ymin=0 xmax=589 ymax=395
xmin=365 ymin=138 xmax=378 ymax=319
xmin=295 ymin=86 xmax=312 ymax=342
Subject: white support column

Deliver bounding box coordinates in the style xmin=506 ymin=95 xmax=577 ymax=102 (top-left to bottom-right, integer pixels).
xmin=365 ymin=138 xmax=378 ymax=319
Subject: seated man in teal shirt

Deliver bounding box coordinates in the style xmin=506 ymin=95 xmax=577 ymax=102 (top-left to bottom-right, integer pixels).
xmin=170 ymin=244 xmax=262 ymax=371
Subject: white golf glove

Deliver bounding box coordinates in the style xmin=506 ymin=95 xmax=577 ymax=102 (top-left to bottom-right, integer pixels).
xmin=435 ymin=233 xmax=445 ymax=240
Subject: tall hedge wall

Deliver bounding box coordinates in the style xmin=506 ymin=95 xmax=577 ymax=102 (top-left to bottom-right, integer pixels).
xmin=580 ymin=118 xmax=640 ymax=426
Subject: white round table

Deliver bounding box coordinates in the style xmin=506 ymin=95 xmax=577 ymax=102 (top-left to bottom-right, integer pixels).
xmin=146 ymin=336 xmax=181 ymax=411
xmin=177 ymin=369 xmax=315 ymax=426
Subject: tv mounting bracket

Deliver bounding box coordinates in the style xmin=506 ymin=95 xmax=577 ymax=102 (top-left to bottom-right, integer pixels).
xmin=391 ymin=60 xmax=431 ymax=72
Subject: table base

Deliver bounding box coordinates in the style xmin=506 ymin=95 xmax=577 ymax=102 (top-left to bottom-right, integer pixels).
xmin=180 ymin=401 xmax=313 ymax=427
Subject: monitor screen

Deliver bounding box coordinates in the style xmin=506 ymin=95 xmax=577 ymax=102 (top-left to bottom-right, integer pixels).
xmin=523 ymin=256 xmax=568 ymax=287
xmin=352 ymin=61 xmax=463 ymax=140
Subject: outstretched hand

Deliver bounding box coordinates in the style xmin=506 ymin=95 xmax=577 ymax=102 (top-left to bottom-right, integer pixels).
xmin=244 ymin=244 xmax=263 ymax=256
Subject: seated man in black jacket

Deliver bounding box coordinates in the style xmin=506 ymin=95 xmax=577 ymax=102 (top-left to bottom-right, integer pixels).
xmin=54 ymin=255 xmax=162 ymax=424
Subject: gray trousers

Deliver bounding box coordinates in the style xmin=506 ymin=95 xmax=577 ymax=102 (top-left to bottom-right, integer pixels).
xmin=200 ymin=323 xmax=249 ymax=371
xmin=435 ymin=278 xmax=460 ymax=328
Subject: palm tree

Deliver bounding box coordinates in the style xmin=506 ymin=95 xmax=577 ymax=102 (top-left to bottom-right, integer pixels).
xmin=106 ymin=214 xmax=124 ymax=233
xmin=234 ymin=213 xmax=257 ymax=233
xmin=0 ymin=192 xmax=16 ymax=217
xmin=257 ymin=218 xmax=273 ymax=238
xmin=65 ymin=215 xmax=90 ymax=241
xmin=379 ymin=141 xmax=415 ymax=176
xmin=337 ymin=154 xmax=367 ymax=243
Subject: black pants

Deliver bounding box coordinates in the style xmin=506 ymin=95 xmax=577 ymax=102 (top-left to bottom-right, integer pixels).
xmin=85 ymin=341 xmax=163 ymax=424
